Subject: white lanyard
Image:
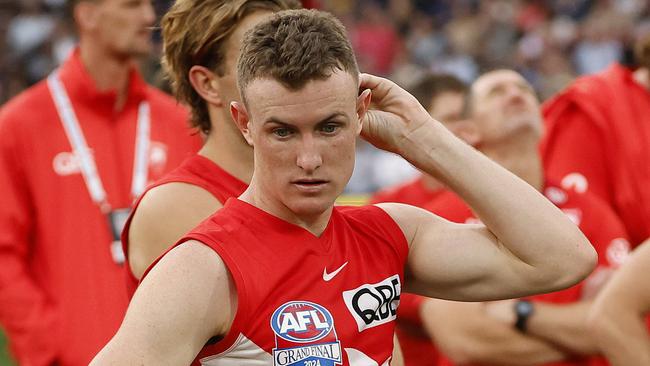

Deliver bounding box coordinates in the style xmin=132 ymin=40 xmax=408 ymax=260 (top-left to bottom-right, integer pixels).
xmin=47 ymin=71 xmax=151 ymax=213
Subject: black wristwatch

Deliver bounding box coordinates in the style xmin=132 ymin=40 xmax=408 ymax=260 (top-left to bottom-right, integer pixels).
xmin=514 ymin=299 xmax=534 ymax=332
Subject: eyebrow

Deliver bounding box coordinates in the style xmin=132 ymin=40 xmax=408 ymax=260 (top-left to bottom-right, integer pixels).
xmin=263 ymin=112 xmax=349 ymax=126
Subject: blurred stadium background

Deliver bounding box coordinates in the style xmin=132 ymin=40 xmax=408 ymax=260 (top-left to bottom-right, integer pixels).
xmin=0 ymin=0 xmax=648 ymax=363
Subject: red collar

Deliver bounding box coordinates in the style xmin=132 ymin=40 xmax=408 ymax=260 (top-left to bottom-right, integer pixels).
xmin=57 ymin=47 xmax=148 ymax=113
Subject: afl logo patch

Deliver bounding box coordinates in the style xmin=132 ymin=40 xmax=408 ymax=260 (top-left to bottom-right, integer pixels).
xmin=270 ymin=301 xmax=342 ymax=366
xmin=271 ymin=301 xmax=334 ymax=343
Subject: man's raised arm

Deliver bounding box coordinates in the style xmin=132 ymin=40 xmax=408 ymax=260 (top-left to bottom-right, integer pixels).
xmin=360 ymin=73 xmax=596 ymax=301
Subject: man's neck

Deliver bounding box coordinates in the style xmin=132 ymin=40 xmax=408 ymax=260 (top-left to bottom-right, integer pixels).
xmin=479 ymin=134 xmax=544 ymax=191
xmin=199 ymin=115 xmax=254 ymax=185
xmin=79 ymin=42 xmax=132 ymax=111
xmin=239 ymin=184 xmax=333 ymax=237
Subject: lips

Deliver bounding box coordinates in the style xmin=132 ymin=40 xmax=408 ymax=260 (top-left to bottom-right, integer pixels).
xmin=292 ymin=179 xmax=328 ymax=185
xmin=291 ymin=179 xmax=330 ymax=193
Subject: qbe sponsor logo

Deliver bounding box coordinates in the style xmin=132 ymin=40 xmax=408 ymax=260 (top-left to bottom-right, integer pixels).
xmin=342 ymin=274 xmax=401 ymax=332
xmin=270 ymin=301 xmax=342 ymax=366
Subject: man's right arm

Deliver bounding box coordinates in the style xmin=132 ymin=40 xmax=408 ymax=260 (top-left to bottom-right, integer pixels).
xmin=361 ymin=73 xmax=596 ymax=301
xmin=421 ymin=299 xmax=566 ymax=366
xmin=128 ymin=183 xmax=222 ymax=279
xmin=91 ymin=241 xmax=235 ymax=365
xmin=0 ymin=118 xmax=58 ymax=366
xmin=589 ymin=240 xmax=650 ymax=366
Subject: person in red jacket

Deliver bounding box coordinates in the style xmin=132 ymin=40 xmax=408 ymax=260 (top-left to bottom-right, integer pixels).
xmin=541 ymin=35 xmax=650 ymax=247
xmin=0 ymin=0 xmax=200 ymax=365
xmin=420 ymin=70 xmax=630 ymax=366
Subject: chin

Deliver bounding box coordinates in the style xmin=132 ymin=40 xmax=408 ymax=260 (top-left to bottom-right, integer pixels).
xmin=288 ymin=197 xmax=335 ymax=219
xmin=125 ymin=43 xmax=153 ymax=58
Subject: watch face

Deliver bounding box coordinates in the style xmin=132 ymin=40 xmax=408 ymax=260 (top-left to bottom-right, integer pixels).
xmin=517 ymin=300 xmax=534 ymax=316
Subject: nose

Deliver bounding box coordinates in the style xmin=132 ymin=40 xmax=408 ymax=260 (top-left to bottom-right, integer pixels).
xmin=142 ymin=0 xmax=156 ymax=26
xmin=505 ymin=85 xmax=526 ymax=104
xmin=296 ymin=135 xmax=322 ymax=173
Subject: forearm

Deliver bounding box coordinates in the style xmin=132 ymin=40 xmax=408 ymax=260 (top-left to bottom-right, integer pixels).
xmin=526 ymin=301 xmax=599 ymax=355
xmin=591 ymin=310 xmax=650 ymax=365
xmin=422 ymin=300 xmax=566 ymax=366
xmin=401 ymin=122 xmax=594 ymax=288
xmin=588 ymin=241 xmax=650 ymax=365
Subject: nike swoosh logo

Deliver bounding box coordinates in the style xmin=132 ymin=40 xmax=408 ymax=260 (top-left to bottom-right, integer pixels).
xmin=323 ymin=261 xmax=348 ymax=282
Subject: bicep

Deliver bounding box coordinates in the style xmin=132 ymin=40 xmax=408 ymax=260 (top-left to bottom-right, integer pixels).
xmin=92 ymin=241 xmax=234 ymax=365
xmin=379 ymin=203 xmax=534 ymax=301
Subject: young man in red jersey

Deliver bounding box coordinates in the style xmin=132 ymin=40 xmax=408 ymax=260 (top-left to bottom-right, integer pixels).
xmin=420 ymin=70 xmax=630 ymax=366
xmin=541 ymin=35 xmax=650 ymax=247
xmin=121 ymin=2 xmax=405 ymax=363
xmin=590 ymin=239 xmax=650 ymax=365
xmin=92 ymin=10 xmax=595 ymax=365
xmin=0 ymin=0 xmax=199 ymax=364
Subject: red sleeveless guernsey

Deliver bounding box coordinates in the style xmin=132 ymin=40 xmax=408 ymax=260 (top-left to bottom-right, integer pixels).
xmin=121 ymin=155 xmax=247 ymax=295
xmin=176 ymin=198 xmax=409 ymax=366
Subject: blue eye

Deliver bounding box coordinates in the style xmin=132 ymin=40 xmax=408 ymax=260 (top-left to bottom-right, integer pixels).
xmin=321 ymin=123 xmax=339 ymax=134
xmin=273 ymin=127 xmax=292 ymax=138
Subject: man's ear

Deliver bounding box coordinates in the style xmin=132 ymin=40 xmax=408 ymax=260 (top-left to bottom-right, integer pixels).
xmin=74 ymin=1 xmax=99 ymax=31
xmin=188 ymin=65 xmax=224 ymax=108
xmin=355 ymin=89 xmax=372 ymax=134
xmin=230 ymin=101 xmax=253 ymax=146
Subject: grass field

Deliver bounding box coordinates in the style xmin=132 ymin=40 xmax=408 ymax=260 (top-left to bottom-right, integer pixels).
xmin=0 ymin=332 xmax=15 ymax=366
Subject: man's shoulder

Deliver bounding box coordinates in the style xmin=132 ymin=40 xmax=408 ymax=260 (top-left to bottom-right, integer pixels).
xmin=0 ymin=80 xmax=52 ymax=130
xmin=137 ymin=181 xmax=221 ymax=226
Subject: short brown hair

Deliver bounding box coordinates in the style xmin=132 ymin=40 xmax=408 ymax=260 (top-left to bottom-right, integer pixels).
xmin=237 ymin=9 xmax=359 ymax=103
xmin=161 ymin=0 xmax=301 ymax=134
xmin=409 ymin=73 xmax=468 ymax=111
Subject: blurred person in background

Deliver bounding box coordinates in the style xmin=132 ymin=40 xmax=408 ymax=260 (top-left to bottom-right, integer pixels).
xmin=0 ymin=0 xmax=200 ymax=364
xmin=589 ymin=239 xmax=650 ymax=365
xmin=418 ymin=70 xmax=630 ymax=366
xmin=542 ymin=32 xmax=650 ymax=248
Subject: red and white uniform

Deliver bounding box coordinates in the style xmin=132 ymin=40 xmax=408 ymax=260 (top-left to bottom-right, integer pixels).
xmin=155 ymin=199 xmax=409 ymax=366
xmin=370 ymin=175 xmax=443 ymax=207
xmin=0 ymin=49 xmax=200 ymax=365
xmin=541 ymin=63 xmax=650 ymax=246
xmin=423 ymin=180 xmax=630 ymax=366
xmin=121 ymin=154 xmax=248 ymax=295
